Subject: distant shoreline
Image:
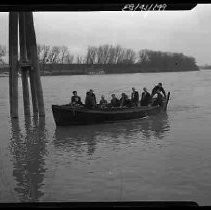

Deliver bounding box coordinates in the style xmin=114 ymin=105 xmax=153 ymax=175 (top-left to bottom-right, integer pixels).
xmin=0 ymin=69 xmax=200 ymax=77
xmin=0 ymin=63 xmax=199 ymax=77
xmin=42 ymin=69 xmax=199 ymax=77
xmin=199 ymin=66 xmax=211 ymax=70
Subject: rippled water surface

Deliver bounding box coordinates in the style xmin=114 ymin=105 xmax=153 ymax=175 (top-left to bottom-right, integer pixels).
xmin=0 ymin=70 xmax=211 ymax=204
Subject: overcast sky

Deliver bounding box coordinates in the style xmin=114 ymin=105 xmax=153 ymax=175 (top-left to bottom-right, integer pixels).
xmin=1 ymin=4 xmax=211 ymax=65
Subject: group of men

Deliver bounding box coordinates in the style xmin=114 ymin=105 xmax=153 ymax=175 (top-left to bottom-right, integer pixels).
xmin=70 ymin=83 xmax=166 ymax=109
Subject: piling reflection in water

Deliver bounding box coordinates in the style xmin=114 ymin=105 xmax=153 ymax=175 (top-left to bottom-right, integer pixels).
xmin=53 ymin=113 xmax=170 ymax=155
xmin=9 ymin=116 xmax=47 ymax=202
xmin=8 ymin=113 xmax=170 ymax=202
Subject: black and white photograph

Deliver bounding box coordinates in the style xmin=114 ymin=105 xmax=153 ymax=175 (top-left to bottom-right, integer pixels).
xmin=0 ymin=3 xmax=210 ymax=207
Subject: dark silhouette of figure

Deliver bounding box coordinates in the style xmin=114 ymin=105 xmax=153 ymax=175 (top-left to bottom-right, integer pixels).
xmin=140 ymin=87 xmax=151 ymax=106
xmin=110 ymin=94 xmax=120 ymax=107
xmin=99 ymin=95 xmax=108 ymax=108
xmin=131 ymin=87 xmax=139 ymax=106
xmin=71 ymin=91 xmax=82 ymax=106
xmin=120 ymin=93 xmax=132 ymax=107
xmin=152 ymin=90 xmax=163 ymax=107
xmin=151 ymin=82 xmax=166 ymax=98
xmin=85 ymin=89 xmax=97 ymax=109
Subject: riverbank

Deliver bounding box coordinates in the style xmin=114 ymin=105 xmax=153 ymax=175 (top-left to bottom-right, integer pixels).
xmin=0 ymin=64 xmax=199 ymax=76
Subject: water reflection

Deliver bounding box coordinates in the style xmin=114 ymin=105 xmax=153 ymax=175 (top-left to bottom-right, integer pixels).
xmin=53 ymin=113 xmax=170 ymax=155
xmin=9 ymin=116 xmax=47 ymax=202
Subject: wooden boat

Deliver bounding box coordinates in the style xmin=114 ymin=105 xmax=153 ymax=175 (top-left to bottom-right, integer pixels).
xmin=52 ymin=92 xmax=170 ymax=126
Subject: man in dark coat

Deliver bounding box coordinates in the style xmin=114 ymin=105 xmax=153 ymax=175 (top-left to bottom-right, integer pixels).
xmin=85 ymin=89 xmax=97 ymax=109
xmin=140 ymin=87 xmax=151 ymax=106
xmin=89 ymin=89 xmax=97 ymax=105
xmin=151 ymin=83 xmax=166 ymax=98
xmin=131 ymin=87 xmax=139 ymax=106
xmin=120 ymin=93 xmax=132 ymax=107
xmin=110 ymin=94 xmax=120 ymax=107
xmin=71 ymin=91 xmax=82 ymax=105
xmin=85 ymin=92 xmax=92 ymax=108
xmin=152 ymin=90 xmax=163 ymax=107
xmin=120 ymin=93 xmax=127 ymax=107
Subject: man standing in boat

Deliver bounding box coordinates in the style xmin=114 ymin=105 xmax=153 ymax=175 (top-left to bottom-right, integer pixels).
xmin=89 ymin=89 xmax=97 ymax=106
xmin=131 ymin=87 xmax=139 ymax=106
xmin=152 ymin=90 xmax=163 ymax=107
xmin=85 ymin=89 xmax=97 ymax=109
xmin=140 ymin=87 xmax=151 ymax=106
xmin=151 ymin=82 xmax=166 ymax=98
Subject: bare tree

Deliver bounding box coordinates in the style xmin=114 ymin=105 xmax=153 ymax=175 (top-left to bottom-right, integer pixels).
xmin=59 ymin=46 xmax=69 ymax=64
xmin=37 ymin=44 xmax=51 ymax=63
xmin=76 ymin=55 xmax=85 ymax=64
xmin=64 ymin=52 xmax=74 ymax=64
xmin=137 ymin=49 xmax=150 ymax=64
xmin=86 ymin=46 xmax=97 ymax=64
xmin=96 ymin=44 xmax=111 ymax=64
xmin=48 ymin=46 xmax=61 ymax=64
xmin=87 ymin=44 xmax=137 ymax=64
xmin=42 ymin=45 xmax=51 ymax=64
xmin=100 ymin=45 xmax=123 ymax=64
xmin=115 ymin=45 xmax=125 ymax=64
xmin=122 ymin=49 xmax=136 ymax=64
xmin=0 ymin=45 xmax=6 ymax=64
xmin=37 ymin=44 xmax=51 ymax=73
xmin=107 ymin=46 xmax=116 ymax=64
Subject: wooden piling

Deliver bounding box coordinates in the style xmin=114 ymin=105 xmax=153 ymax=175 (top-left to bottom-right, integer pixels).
xmin=19 ymin=12 xmax=31 ymax=116
xmin=25 ymin=12 xmax=45 ymax=117
xmin=25 ymin=14 xmax=39 ymax=115
xmin=9 ymin=12 xmax=19 ymax=118
xmin=9 ymin=13 xmax=12 ymax=115
xmin=27 ymin=57 xmax=39 ymax=115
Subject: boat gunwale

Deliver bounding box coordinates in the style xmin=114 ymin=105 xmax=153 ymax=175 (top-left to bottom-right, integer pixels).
xmin=52 ymin=104 xmax=164 ymax=115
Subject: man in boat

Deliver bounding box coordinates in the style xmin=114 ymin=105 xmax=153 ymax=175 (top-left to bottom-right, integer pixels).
xmin=89 ymin=89 xmax=97 ymax=105
xmin=99 ymin=95 xmax=108 ymax=108
xmin=151 ymin=82 xmax=166 ymax=98
xmin=85 ymin=90 xmax=96 ymax=109
xmin=120 ymin=93 xmax=127 ymax=107
xmin=152 ymin=90 xmax=163 ymax=107
xmin=140 ymin=87 xmax=151 ymax=106
xmin=71 ymin=91 xmax=83 ymax=106
xmin=131 ymin=87 xmax=139 ymax=106
xmin=120 ymin=93 xmax=132 ymax=108
xmin=110 ymin=94 xmax=120 ymax=107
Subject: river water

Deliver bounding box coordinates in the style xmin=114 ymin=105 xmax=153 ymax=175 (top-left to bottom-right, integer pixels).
xmin=0 ymin=70 xmax=211 ymax=205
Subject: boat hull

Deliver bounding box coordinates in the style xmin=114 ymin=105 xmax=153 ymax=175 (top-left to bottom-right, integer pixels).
xmin=52 ymin=92 xmax=170 ymax=126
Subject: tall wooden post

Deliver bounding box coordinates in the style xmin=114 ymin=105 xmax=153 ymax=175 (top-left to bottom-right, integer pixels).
xmin=25 ymin=12 xmax=45 ymax=117
xmin=25 ymin=13 xmax=39 ymax=115
xmin=26 ymin=47 xmax=39 ymax=115
xmin=9 ymin=13 xmax=12 ymax=115
xmin=9 ymin=12 xmax=19 ymax=118
xmin=19 ymin=12 xmax=31 ymax=116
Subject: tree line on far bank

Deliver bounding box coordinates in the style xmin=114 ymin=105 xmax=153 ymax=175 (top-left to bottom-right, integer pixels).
xmin=199 ymin=65 xmax=211 ymax=70
xmin=0 ymin=44 xmax=199 ymax=71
